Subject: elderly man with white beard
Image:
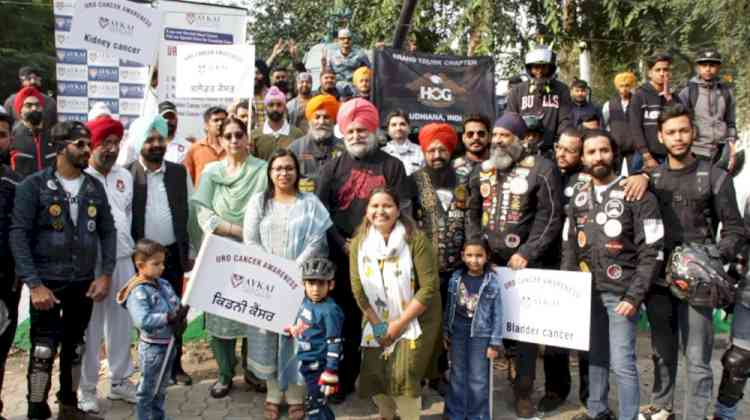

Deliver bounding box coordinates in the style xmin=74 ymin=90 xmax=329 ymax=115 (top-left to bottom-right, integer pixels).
xmin=316 ymin=98 xmax=413 ymax=403
xmin=467 ymin=112 xmax=563 ymax=419
xmin=288 ymin=95 xmax=344 ymax=193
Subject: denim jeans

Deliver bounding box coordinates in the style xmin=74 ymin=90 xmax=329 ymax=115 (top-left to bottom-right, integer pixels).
xmin=646 ymin=286 xmax=716 ymax=419
xmin=136 ymin=341 xmax=175 ymax=420
xmin=445 ymin=317 xmax=491 ymax=420
xmin=714 ymin=286 xmax=750 ymax=420
xmin=588 ymin=291 xmax=640 ymax=420
xmin=301 ymin=362 xmax=334 ymax=420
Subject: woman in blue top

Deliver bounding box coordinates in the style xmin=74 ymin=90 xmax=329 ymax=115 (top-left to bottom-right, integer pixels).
xmin=243 ymin=148 xmax=333 ymax=420
xmin=443 ymin=238 xmax=504 ymax=420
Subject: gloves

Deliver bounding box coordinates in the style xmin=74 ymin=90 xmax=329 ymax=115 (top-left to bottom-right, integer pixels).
xmin=318 ymin=369 xmax=339 ymax=396
xmin=168 ymin=305 xmax=190 ymax=337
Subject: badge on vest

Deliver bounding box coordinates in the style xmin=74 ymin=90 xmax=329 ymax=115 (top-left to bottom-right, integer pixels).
xmin=579 ymin=261 xmax=590 ymax=272
xmin=574 ymin=191 xmax=588 ymax=207
xmin=47 ymin=180 xmax=58 ymax=191
xmin=605 ymin=199 xmax=624 ymax=218
xmin=577 ymin=231 xmax=587 ymax=248
xmin=52 ymin=219 xmax=64 ymax=231
xmin=87 ymin=220 xmax=96 ymax=232
xmin=299 ymin=178 xmax=316 ymax=193
xmin=607 ymin=264 xmax=623 ymax=280
xmin=510 ymin=177 xmax=529 ymax=195
xmin=88 ymin=205 xmax=97 ymax=218
xmin=49 ymin=204 xmax=62 ymax=217
xmin=505 ymin=233 xmax=521 ymax=248
xmin=604 ymin=219 xmax=622 ymax=238
xmin=595 ymin=212 xmax=607 ymax=225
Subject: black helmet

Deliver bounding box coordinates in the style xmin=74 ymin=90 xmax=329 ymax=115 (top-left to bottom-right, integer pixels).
xmin=667 ymin=243 xmax=737 ymax=308
xmin=522 ymin=115 xmax=544 ymax=134
xmin=695 ymin=49 xmax=722 ymax=65
xmin=302 ymin=257 xmax=336 ymax=281
xmin=524 ymin=46 xmax=557 ymax=78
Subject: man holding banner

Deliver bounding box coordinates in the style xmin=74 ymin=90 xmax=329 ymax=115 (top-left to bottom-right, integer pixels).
xmin=563 ymin=130 xmax=664 ymax=420
xmin=466 ymin=112 xmax=562 ymax=418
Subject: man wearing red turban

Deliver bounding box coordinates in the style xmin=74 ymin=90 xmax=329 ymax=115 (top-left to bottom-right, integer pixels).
xmin=315 ymin=97 xmax=411 ymax=403
xmin=11 ymin=86 xmax=55 ymax=178
xmin=3 ymin=66 xmax=58 ymax=126
xmin=412 ymin=122 xmax=465 ymax=394
xmin=78 ymin=114 xmax=139 ymax=412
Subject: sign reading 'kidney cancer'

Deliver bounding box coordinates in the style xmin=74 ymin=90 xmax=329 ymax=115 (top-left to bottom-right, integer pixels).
xmin=496 ymin=267 xmax=592 ymax=351
xmin=67 ymin=0 xmax=162 ymax=65
xmin=184 ymin=234 xmax=304 ymax=334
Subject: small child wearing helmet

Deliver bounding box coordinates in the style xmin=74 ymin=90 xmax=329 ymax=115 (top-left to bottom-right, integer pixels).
xmin=286 ymin=257 xmax=344 ymax=420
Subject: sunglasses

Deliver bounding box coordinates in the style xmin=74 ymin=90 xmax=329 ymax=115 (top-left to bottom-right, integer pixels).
xmin=465 ymin=130 xmax=487 ymax=138
xmin=223 ymin=131 xmax=246 ymax=140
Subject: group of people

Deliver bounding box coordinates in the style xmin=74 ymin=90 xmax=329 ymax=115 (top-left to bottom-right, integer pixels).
xmin=0 ymin=28 xmax=748 ymax=420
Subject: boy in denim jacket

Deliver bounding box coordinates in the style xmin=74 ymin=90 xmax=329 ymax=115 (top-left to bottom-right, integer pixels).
xmin=117 ymin=239 xmax=188 ymax=420
xmin=444 ymin=238 xmax=503 ymax=420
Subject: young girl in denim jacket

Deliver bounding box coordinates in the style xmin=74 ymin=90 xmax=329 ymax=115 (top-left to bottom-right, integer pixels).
xmin=443 ymin=238 xmax=504 ymax=420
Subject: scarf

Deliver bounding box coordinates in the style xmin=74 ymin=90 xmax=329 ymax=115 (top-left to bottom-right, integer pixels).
xmin=357 ymin=222 xmax=421 ymax=356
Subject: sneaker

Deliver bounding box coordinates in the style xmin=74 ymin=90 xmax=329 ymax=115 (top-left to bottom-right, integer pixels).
xmin=77 ymin=390 xmax=100 ymax=413
xmin=210 ymin=380 xmax=232 ymax=399
xmin=572 ymin=409 xmax=615 ymax=420
xmin=108 ymin=381 xmax=138 ymax=404
xmin=57 ymin=404 xmax=104 ymax=420
xmin=639 ymin=406 xmax=676 ymax=420
xmin=537 ymin=392 xmax=566 ymax=412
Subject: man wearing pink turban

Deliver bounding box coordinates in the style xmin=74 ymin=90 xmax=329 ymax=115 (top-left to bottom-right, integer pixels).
xmin=250 ymin=86 xmax=304 ymax=161
xmin=77 ymin=115 xmax=139 ymax=412
xmin=315 ymin=97 xmax=412 ymax=403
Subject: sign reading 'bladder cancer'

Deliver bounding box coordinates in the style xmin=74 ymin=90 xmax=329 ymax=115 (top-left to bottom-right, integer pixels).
xmin=496 ymin=267 xmax=592 ymax=351
xmin=184 ymin=234 xmax=303 ymax=335
xmin=67 ymin=0 xmax=162 ymax=65
xmin=175 ymin=44 xmax=255 ymax=99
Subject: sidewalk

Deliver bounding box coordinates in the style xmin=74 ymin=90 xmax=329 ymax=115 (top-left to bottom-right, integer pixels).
xmin=3 ymin=333 xmax=748 ymax=419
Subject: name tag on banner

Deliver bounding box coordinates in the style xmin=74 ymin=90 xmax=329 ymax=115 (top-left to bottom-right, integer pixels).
xmin=184 ymin=234 xmax=303 ymax=334
xmin=495 ymin=267 xmax=592 ymax=351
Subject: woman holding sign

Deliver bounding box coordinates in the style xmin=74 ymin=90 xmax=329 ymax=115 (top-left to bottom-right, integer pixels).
xmin=191 ymin=116 xmax=268 ymax=398
xmin=350 ymin=187 xmax=441 ymax=420
xmin=243 ymin=148 xmax=333 ymax=420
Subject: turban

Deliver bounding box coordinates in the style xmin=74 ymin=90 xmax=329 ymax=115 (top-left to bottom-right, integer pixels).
xmin=14 ymin=86 xmax=45 ymax=116
xmin=418 ymin=123 xmax=458 ymax=154
xmin=128 ymin=115 xmax=168 ymax=156
xmin=264 ymin=86 xmax=287 ymax=106
xmin=86 ymin=116 xmax=124 ymax=150
xmin=337 ymin=98 xmax=379 ymax=134
xmin=305 ymin=94 xmax=340 ymax=122
xmin=494 ymin=112 xmax=527 ymax=139
xmin=353 ymin=66 xmax=372 ymax=84
xmin=614 ymin=72 xmax=637 ymax=88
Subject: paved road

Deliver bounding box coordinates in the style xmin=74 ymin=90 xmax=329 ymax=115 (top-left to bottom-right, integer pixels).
xmin=3 ymin=333 xmax=748 ymax=419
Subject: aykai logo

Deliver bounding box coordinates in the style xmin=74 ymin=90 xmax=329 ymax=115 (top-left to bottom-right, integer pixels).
xmin=98 ymin=17 xmax=135 ymax=35
xmin=229 ymin=274 xmax=276 ymax=298
xmin=406 ymin=73 xmax=466 ymax=108
xmin=185 ymin=13 xmax=220 ymax=28
xmin=231 ymin=273 xmax=244 ymax=288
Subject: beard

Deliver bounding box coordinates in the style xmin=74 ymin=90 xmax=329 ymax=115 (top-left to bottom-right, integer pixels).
xmin=310 ymin=125 xmax=333 ymax=142
xmin=487 ymin=142 xmax=524 ymax=172
xmin=65 ymin=148 xmax=89 ymax=170
xmin=345 ymin=133 xmax=378 ymax=159
xmin=584 ymin=161 xmax=614 ymax=180
xmin=94 ymin=150 xmax=117 ymax=172
xmin=142 ymin=147 xmax=166 ymax=164
xmin=268 ymin=111 xmax=284 ymax=122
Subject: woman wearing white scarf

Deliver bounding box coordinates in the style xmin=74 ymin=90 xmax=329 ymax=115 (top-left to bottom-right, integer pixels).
xmin=350 ymin=187 xmax=441 ymax=420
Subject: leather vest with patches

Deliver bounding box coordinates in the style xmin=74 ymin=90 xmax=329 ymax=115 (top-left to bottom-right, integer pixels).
xmin=479 ymin=156 xmax=535 ymax=236
xmin=413 ymin=170 xmax=466 ymax=273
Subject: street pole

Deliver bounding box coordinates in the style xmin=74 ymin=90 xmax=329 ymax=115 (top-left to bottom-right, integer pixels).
xmin=392 ymin=0 xmax=419 ymax=50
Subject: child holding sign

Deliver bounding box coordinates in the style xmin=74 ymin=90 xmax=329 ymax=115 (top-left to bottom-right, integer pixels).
xmin=116 ymin=239 xmax=189 ymax=420
xmin=443 ymin=238 xmax=504 ymax=420
xmin=286 ymin=258 xmax=344 ymax=420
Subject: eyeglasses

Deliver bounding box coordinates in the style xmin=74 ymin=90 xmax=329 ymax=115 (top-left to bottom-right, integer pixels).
xmin=554 ymin=143 xmax=580 ymax=155
xmin=465 ymin=130 xmax=487 ymax=138
xmin=271 ymin=165 xmax=296 ymax=173
xmin=222 ymin=131 xmax=245 ymax=140
xmin=66 ymin=138 xmax=91 ymax=149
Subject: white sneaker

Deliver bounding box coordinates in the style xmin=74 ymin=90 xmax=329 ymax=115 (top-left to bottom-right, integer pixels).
xmin=77 ymin=389 xmax=100 ymax=413
xmin=108 ymin=381 xmax=138 ymax=403
xmin=639 ymin=406 xmax=675 ymax=420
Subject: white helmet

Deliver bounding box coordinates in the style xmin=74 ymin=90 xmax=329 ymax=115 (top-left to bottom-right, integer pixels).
xmin=525 ymin=46 xmax=557 ymax=78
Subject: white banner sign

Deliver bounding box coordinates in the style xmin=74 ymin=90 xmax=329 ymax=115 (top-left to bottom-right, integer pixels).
xmin=68 ymin=0 xmax=162 ymax=66
xmin=176 ymin=45 xmax=254 ymax=99
xmin=496 ymin=267 xmax=591 ymax=351
xmin=184 ymin=234 xmax=304 ymax=334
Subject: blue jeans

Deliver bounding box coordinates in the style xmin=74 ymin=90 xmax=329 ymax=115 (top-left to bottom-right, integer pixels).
xmin=715 ymin=288 xmax=750 ymax=420
xmin=301 ymin=362 xmax=335 ymax=420
xmin=588 ymin=291 xmax=640 ymax=420
xmin=136 ymin=341 xmax=175 ymax=420
xmin=445 ymin=317 xmax=491 ymax=420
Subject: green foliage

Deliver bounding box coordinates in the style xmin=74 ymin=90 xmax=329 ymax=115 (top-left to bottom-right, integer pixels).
xmin=0 ymin=0 xmax=56 ymax=101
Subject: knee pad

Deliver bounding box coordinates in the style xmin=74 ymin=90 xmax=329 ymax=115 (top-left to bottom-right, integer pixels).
xmin=28 ymin=342 xmax=56 ymax=403
xmin=718 ymin=346 xmax=750 ymax=407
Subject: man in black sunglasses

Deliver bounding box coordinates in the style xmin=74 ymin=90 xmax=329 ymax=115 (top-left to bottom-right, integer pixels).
xmin=10 ymin=121 xmax=116 ymax=420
